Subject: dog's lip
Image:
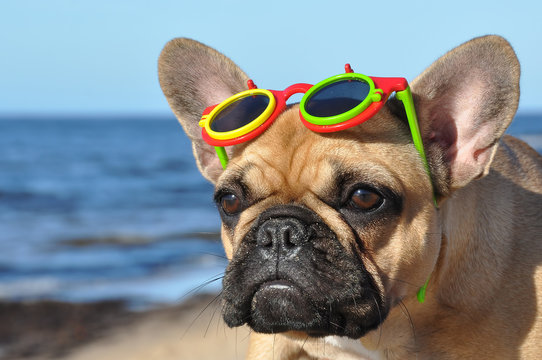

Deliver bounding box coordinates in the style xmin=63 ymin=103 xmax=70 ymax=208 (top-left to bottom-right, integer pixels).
xmin=259 ymin=279 xmax=295 ymax=291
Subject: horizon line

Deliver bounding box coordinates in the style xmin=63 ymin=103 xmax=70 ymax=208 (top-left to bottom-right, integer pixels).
xmin=0 ymin=112 xmax=177 ymax=121
xmin=0 ymin=109 xmax=541 ymax=121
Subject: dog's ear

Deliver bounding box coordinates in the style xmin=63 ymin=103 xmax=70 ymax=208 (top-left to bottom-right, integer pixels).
xmin=158 ymin=38 xmax=249 ymax=183
xmin=410 ymin=35 xmax=520 ymax=194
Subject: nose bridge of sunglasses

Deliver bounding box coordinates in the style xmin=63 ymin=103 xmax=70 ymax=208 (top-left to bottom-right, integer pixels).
xmin=281 ymin=83 xmax=313 ymax=103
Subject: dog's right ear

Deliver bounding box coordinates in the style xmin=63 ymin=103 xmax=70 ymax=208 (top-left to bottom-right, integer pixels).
xmin=158 ymin=38 xmax=249 ymax=183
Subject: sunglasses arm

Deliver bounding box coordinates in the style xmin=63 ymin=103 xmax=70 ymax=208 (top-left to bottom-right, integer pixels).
xmin=215 ymin=146 xmax=229 ymax=169
xmin=396 ymin=88 xmax=428 ymax=171
xmin=396 ymin=86 xmax=438 ymax=304
xmin=395 ymin=87 xmax=436 ymax=206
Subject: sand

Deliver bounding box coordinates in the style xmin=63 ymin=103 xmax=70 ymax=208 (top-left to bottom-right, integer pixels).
xmin=1 ymin=294 xmax=250 ymax=360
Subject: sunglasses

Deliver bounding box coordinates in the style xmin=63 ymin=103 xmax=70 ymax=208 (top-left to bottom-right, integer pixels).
xmin=199 ymin=65 xmax=428 ymax=173
xmin=198 ymin=64 xmax=436 ymax=303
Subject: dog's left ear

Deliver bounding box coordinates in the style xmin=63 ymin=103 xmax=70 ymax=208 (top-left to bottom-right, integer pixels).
xmin=411 ymin=35 xmax=520 ymax=194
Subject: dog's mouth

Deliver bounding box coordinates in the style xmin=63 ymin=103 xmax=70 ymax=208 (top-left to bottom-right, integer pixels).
xmin=250 ymin=280 xmax=320 ymax=333
xmin=224 ymin=270 xmax=385 ymax=338
xmin=220 ymin=205 xmax=387 ymax=339
xmin=247 ymin=279 xmax=365 ymax=337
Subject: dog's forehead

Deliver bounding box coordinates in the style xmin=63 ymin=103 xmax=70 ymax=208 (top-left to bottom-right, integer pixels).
xmin=223 ymin=106 xmax=417 ymax=197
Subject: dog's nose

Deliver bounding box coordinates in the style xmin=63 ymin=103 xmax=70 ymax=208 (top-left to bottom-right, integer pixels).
xmin=256 ymin=217 xmax=309 ymax=256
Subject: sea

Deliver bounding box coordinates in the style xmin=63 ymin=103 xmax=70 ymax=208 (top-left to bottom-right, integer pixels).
xmin=0 ymin=114 xmax=541 ymax=309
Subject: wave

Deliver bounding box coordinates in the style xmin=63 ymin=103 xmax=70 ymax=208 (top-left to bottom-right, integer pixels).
xmin=58 ymin=231 xmax=221 ymax=248
xmin=0 ymin=190 xmax=77 ymax=212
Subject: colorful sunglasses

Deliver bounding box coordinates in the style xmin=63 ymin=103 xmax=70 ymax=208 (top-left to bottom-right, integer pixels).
xmin=198 ymin=65 xmax=435 ymax=302
xmin=199 ymin=65 xmax=428 ymax=174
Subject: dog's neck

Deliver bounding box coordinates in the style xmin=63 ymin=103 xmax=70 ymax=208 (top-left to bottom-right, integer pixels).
xmin=435 ymin=180 xmax=513 ymax=310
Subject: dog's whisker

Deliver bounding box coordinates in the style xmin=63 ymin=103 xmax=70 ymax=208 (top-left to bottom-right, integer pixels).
xmin=223 ymin=308 xmax=230 ymax=338
xmin=204 ymin=291 xmax=223 ymax=338
xmin=241 ymin=328 xmax=253 ymax=342
xmin=300 ymin=334 xmax=310 ymax=353
xmin=196 ymin=251 xmax=229 ymax=260
xmin=329 ymin=320 xmax=345 ymax=330
xmin=238 ymin=313 xmax=253 ymax=324
xmin=272 ymin=333 xmax=277 ymax=360
xmin=362 ymin=269 xmax=422 ymax=290
xmin=181 ymin=291 xmax=223 ymax=340
xmin=380 ymin=275 xmax=422 ymax=289
xmin=372 ymin=294 xmax=383 ymax=349
xmin=320 ymin=337 xmax=324 ymax=357
xmin=235 ymin=327 xmax=238 ymax=360
xmin=217 ymin=299 xmax=225 ymax=336
xmin=399 ymin=300 xmax=417 ymax=354
xmin=177 ymin=273 xmax=224 ymax=302
xmin=323 ymin=331 xmax=326 ymax=356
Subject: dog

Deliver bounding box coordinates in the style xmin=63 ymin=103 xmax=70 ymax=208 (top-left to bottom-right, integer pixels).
xmin=158 ymin=35 xmax=542 ymax=359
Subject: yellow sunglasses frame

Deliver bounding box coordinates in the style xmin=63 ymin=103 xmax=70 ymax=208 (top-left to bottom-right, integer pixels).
xmin=198 ymin=89 xmax=276 ymax=140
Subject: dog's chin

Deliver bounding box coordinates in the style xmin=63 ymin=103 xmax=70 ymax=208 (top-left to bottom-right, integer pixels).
xmin=249 ymin=280 xmax=321 ymax=333
xmin=224 ymin=279 xmax=384 ymax=339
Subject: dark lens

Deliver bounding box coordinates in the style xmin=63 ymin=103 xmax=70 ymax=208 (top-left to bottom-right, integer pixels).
xmin=210 ymin=95 xmax=270 ymax=132
xmin=305 ymin=79 xmax=370 ymax=117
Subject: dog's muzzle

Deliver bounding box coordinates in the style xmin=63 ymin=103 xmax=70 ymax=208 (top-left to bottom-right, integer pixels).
xmin=221 ymin=205 xmax=386 ymax=338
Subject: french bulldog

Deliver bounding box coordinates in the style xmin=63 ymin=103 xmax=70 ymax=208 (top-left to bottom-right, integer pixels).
xmin=158 ymin=35 xmax=542 ymax=359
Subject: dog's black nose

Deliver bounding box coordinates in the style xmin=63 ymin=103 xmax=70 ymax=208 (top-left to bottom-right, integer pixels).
xmin=256 ymin=217 xmax=309 ymax=257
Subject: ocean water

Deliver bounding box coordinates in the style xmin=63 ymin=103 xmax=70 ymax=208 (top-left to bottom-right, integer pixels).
xmin=0 ymin=116 xmax=224 ymax=308
xmin=0 ymin=114 xmax=541 ymax=308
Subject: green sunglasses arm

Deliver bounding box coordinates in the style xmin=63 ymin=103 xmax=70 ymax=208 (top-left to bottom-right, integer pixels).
xmin=395 ymin=87 xmax=437 ymax=207
xmin=215 ymin=146 xmax=229 ymax=169
xmin=396 ymin=86 xmax=437 ymax=304
xmin=395 ymin=88 xmax=430 ymax=180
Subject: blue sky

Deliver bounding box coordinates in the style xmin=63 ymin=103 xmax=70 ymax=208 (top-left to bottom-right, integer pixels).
xmin=1 ymin=0 xmax=541 ymax=116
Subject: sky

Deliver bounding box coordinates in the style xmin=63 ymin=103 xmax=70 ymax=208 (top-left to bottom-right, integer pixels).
xmin=1 ymin=0 xmax=541 ymax=116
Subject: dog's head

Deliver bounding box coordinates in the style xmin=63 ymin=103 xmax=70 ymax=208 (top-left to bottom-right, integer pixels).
xmin=158 ymin=36 xmax=519 ymax=338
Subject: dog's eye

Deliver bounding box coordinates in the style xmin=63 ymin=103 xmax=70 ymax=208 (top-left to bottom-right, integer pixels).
xmin=349 ymin=188 xmax=383 ymax=211
xmin=220 ymin=193 xmax=242 ymax=215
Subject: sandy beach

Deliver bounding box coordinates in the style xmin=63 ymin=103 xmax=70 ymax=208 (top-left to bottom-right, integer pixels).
xmin=1 ymin=294 xmax=250 ymax=360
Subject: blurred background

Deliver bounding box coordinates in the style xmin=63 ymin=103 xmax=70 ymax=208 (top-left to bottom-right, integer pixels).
xmin=0 ymin=0 xmax=541 ymax=357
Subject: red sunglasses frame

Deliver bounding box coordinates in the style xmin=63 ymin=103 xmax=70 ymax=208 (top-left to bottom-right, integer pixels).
xmin=200 ymin=71 xmax=409 ymax=147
